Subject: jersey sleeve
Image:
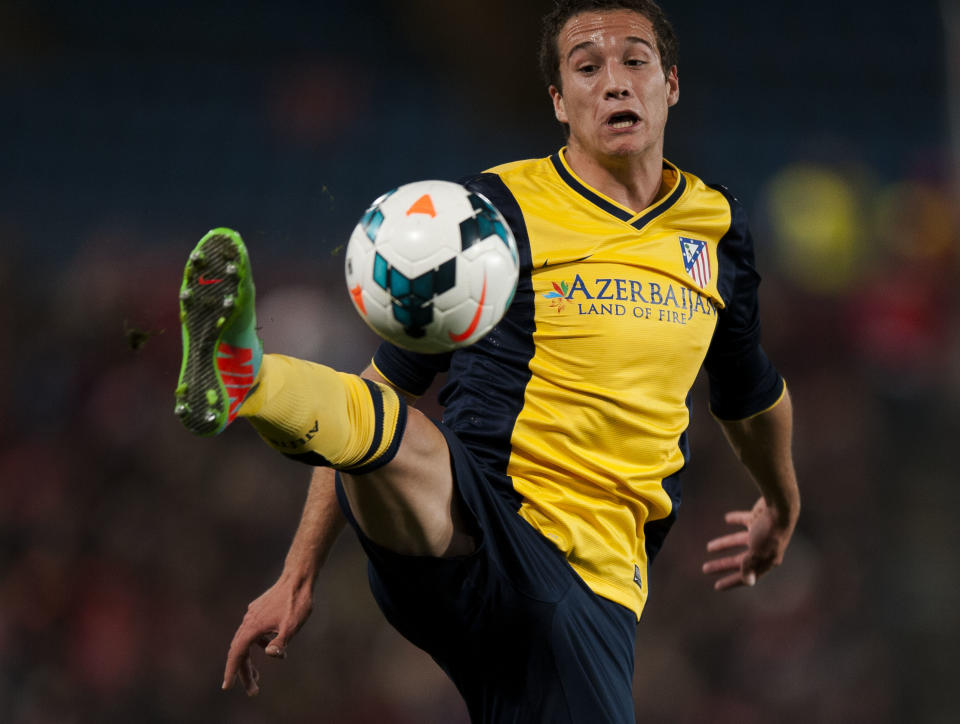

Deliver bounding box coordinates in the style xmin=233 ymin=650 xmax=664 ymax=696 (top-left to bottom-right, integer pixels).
xmin=372 ymin=344 xmax=451 ymax=397
xmin=704 ymin=186 xmax=785 ymax=421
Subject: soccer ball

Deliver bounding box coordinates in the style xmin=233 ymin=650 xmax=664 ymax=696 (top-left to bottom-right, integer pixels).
xmin=344 ymin=180 xmax=519 ymax=353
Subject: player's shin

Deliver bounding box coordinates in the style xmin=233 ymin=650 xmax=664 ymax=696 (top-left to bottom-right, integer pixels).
xmin=237 ymin=354 xmax=407 ymax=473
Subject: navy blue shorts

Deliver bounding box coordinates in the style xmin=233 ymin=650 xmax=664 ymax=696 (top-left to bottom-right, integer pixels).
xmin=335 ymin=421 xmax=637 ymax=723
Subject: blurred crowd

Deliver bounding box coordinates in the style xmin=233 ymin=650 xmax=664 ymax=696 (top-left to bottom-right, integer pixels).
xmin=2 ymin=0 xmax=957 ymax=722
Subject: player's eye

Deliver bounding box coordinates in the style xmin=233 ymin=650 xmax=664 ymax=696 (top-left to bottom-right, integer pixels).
xmin=577 ymin=64 xmax=599 ymax=74
xmin=625 ymin=58 xmax=647 ymax=67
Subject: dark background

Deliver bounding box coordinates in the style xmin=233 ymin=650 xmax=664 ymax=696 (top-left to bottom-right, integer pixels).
xmin=2 ymin=1 xmax=957 ymax=722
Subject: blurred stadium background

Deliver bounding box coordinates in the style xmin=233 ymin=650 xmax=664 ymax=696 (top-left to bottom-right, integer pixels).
xmin=2 ymin=0 xmax=957 ymax=721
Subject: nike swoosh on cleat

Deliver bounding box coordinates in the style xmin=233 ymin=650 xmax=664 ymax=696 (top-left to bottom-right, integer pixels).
xmin=198 ymin=275 xmax=224 ymax=285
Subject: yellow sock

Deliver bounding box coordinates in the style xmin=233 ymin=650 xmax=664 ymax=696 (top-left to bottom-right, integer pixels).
xmin=237 ymin=354 xmax=406 ymax=473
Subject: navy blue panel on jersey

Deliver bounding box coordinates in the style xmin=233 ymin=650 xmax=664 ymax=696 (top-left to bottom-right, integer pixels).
xmin=440 ymin=172 xmax=537 ymax=479
xmin=643 ymin=396 xmax=691 ymax=563
xmin=373 ymin=344 xmax=451 ymax=397
xmin=704 ymin=185 xmax=784 ymax=420
xmin=335 ymin=422 xmax=637 ymax=724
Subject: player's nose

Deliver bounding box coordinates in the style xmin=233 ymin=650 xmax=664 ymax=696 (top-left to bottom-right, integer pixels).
xmin=601 ymin=66 xmax=632 ymax=99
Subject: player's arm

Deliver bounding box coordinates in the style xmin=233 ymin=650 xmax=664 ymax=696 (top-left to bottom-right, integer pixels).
xmin=702 ymin=388 xmax=800 ymax=590
xmin=699 ymin=186 xmax=800 ymax=590
xmin=222 ymin=363 xmax=418 ymax=696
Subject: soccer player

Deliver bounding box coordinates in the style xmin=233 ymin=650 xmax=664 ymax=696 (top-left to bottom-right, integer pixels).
xmin=175 ymin=0 xmax=800 ymax=720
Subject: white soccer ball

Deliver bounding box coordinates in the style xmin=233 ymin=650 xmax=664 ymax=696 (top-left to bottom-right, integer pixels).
xmin=344 ymin=180 xmax=519 ymax=353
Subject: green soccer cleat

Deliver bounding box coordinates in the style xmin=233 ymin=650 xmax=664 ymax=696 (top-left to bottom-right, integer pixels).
xmin=174 ymin=228 xmax=263 ymax=436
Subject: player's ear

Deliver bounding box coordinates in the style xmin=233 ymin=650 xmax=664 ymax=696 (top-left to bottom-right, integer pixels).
xmin=665 ymin=66 xmax=679 ymax=107
xmin=550 ymin=85 xmax=568 ymax=123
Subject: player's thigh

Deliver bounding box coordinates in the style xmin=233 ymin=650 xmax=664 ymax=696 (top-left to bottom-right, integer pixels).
xmin=339 ymin=408 xmax=474 ymax=557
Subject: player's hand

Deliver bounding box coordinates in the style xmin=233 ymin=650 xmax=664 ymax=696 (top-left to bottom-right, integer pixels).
xmin=701 ymin=496 xmax=795 ymax=591
xmin=222 ymin=574 xmax=314 ymax=696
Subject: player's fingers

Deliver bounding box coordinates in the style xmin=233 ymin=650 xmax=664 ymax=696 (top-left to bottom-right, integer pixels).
xmin=222 ymin=648 xmax=245 ymax=690
xmin=223 ymin=628 xmax=260 ymax=690
xmin=239 ymin=654 xmax=260 ymax=697
xmin=724 ymin=510 xmax=752 ymax=526
xmin=265 ymin=631 xmax=289 ymax=659
xmin=714 ymin=572 xmax=747 ymax=591
xmin=705 ymin=531 xmax=749 ymax=553
xmin=742 ymin=550 xmax=776 ymax=581
xmin=701 ymin=553 xmax=743 ymax=575
xmin=231 ymin=652 xmax=251 ymax=694
xmin=255 ymin=634 xmax=273 ymax=649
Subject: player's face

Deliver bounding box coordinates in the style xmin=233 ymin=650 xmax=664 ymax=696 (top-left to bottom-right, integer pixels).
xmin=550 ymin=10 xmax=679 ymax=162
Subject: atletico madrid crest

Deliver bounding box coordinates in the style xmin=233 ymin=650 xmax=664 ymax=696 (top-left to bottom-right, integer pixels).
xmin=679 ymin=237 xmax=711 ymax=289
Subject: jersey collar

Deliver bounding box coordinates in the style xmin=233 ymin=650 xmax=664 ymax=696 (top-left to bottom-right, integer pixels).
xmin=549 ymin=147 xmax=687 ymax=232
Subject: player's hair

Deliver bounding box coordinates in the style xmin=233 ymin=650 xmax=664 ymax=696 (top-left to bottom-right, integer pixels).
xmin=538 ymin=0 xmax=679 ymax=91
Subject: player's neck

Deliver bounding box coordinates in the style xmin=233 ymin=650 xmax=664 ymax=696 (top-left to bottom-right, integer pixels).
xmin=563 ymin=144 xmax=666 ymax=213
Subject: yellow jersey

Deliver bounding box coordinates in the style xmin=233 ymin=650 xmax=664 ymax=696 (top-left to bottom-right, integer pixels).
xmin=373 ymin=149 xmax=784 ymax=618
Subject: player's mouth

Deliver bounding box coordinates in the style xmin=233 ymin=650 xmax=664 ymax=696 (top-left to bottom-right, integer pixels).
xmin=605 ymin=111 xmax=641 ymax=130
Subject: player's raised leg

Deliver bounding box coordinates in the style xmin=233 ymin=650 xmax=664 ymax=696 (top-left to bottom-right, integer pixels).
xmin=175 ymin=229 xmax=470 ymax=557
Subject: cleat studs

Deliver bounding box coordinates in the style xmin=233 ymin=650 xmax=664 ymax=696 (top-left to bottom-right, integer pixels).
xmin=179 ymin=288 xmax=192 ymax=300
xmin=206 ymin=390 xmax=218 ymax=405
xmin=189 ymin=250 xmax=205 ymax=263
xmin=222 ymin=296 xmax=235 ymax=309
xmin=225 ymin=263 xmax=238 ymax=275
xmin=204 ymin=411 xmax=217 ymax=424
xmin=174 ymin=402 xmax=189 ymax=416
xmin=216 ymin=316 xmax=226 ymax=328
